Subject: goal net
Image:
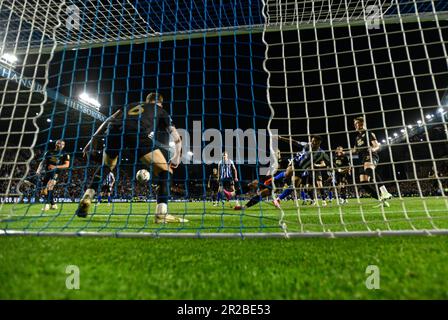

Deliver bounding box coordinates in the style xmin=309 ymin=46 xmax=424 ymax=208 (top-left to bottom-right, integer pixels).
xmin=0 ymin=0 xmax=447 ymax=237
xmin=265 ymin=0 xmax=448 ymax=235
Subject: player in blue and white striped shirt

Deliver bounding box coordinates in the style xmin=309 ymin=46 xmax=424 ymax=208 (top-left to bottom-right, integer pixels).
xmin=97 ymin=171 xmax=115 ymax=205
xmin=217 ymin=151 xmax=239 ymax=205
xmin=272 ymin=135 xmax=330 ymax=208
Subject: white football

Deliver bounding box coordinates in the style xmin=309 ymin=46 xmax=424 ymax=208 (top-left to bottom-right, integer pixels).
xmin=136 ymin=169 xmax=150 ymax=183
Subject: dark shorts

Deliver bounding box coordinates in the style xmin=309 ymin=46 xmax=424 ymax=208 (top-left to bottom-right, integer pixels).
xmin=221 ymin=178 xmax=235 ymax=190
xmin=105 ymin=128 xmax=164 ymax=160
xmin=359 ymin=153 xmax=379 ymax=175
xmin=42 ymin=170 xmax=58 ymax=185
xmin=102 ymin=184 xmax=112 ymax=193
xmin=335 ymin=171 xmax=349 ymax=185
xmin=210 ymin=181 xmax=219 ymax=192
xmin=300 ymin=172 xmax=312 ymax=186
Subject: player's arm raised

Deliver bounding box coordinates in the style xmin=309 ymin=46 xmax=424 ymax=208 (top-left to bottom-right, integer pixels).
xmin=169 ymin=125 xmax=182 ymax=169
xmin=83 ymin=109 xmax=122 ymax=158
xmin=278 ymin=135 xmax=307 ymax=148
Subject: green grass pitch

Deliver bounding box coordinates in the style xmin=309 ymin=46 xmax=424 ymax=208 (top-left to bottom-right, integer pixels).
xmin=0 ymin=198 xmax=447 ymax=299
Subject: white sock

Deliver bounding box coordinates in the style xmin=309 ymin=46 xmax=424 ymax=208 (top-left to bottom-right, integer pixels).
xmin=156 ymin=203 xmax=167 ymax=215
xmin=380 ymin=186 xmax=388 ymax=195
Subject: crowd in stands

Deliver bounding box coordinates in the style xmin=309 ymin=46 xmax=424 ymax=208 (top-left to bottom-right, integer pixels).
xmin=1 ymin=150 xmax=447 ymax=203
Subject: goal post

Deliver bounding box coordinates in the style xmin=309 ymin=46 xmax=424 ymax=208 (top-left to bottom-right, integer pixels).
xmin=0 ymin=0 xmax=447 ymax=238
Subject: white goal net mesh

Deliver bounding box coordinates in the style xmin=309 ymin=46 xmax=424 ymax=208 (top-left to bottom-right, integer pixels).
xmin=264 ymin=0 xmax=448 ymax=234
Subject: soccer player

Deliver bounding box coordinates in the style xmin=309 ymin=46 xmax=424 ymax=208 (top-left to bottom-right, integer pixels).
xmin=230 ymin=177 xmax=273 ymax=210
xmin=277 ymin=136 xmax=318 ymax=204
xmin=218 ymin=151 xmax=239 ymax=205
xmin=76 ymin=92 xmax=187 ymax=223
xmin=97 ymin=169 xmax=115 ymax=206
xmin=353 ymin=116 xmax=392 ymax=206
xmin=272 ymin=135 xmax=330 ymax=208
xmin=228 ymin=151 xmax=281 ymax=210
xmin=233 ymin=135 xmax=330 ymax=210
xmin=207 ymin=168 xmax=220 ymax=206
xmin=36 ymin=139 xmax=70 ymax=211
xmin=333 ymin=146 xmax=351 ymax=204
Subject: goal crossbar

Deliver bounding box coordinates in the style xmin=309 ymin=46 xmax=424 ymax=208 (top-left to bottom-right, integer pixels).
xmin=12 ymin=11 xmax=448 ymax=55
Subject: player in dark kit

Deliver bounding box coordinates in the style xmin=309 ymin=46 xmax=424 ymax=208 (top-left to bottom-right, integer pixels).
xmin=333 ymin=146 xmax=351 ymax=204
xmin=232 ymin=136 xmax=330 ymax=210
xmin=272 ymin=135 xmax=330 ymax=208
xmin=228 ymin=176 xmax=273 ymax=211
xmin=230 ymin=149 xmax=283 ymax=211
xmin=207 ymin=168 xmax=220 ymax=206
xmin=36 ymin=139 xmax=70 ymax=211
xmin=353 ymin=117 xmax=392 ymax=207
xmin=77 ymin=92 xmax=187 ymax=223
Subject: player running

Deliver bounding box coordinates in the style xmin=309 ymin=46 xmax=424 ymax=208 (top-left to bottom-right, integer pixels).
xmin=36 ymin=139 xmax=70 ymax=211
xmin=353 ymin=116 xmax=392 ymax=207
xmin=76 ymin=92 xmax=187 ymax=223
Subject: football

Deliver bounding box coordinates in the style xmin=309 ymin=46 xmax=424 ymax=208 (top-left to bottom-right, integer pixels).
xmin=136 ymin=169 xmax=150 ymax=183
